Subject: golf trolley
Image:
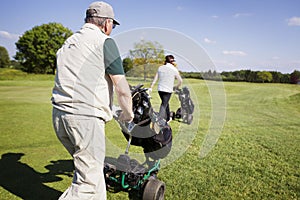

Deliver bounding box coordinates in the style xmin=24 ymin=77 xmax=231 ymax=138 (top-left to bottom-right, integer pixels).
xmin=171 ymin=86 xmax=194 ymax=125
xmin=104 ymin=84 xmax=172 ymax=200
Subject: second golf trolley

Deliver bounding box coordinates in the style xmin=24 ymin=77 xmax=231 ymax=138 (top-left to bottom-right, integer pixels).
xmin=171 ymin=86 xmax=194 ymax=125
xmin=104 ymin=84 xmax=172 ymax=200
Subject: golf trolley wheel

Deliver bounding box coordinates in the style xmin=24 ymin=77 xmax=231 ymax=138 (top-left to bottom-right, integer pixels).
xmin=175 ymin=108 xmax=182 ymax=119
xmin=143 ymin=179 xmax=165 ymax=200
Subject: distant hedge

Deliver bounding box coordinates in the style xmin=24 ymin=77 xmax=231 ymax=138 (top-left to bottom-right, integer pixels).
xmin=0 ymin=68 xmax=54 ymax=81
xmin=180 ymin=69 xmax=300 ymax=84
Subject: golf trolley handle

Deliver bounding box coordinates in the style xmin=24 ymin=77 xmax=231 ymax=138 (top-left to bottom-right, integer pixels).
xmin=114 ymin=118 xmax=135 ymax=154
xmin=112 ymin=106 xmax=138 ymax=154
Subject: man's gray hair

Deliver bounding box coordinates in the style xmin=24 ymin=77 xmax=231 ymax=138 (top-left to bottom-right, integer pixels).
xmin=85 ymin=16 xmax=106 ymax=27
xmin=85 ymin=9 xmax=106 ymax=27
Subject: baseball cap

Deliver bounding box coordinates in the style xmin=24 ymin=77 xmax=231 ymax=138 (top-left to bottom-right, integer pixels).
xmin=86 ymin=1 xmax=120 ymax=25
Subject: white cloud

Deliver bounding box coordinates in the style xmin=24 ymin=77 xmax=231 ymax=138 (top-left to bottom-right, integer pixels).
xmin=233 ymin=13 xmax=252 ymax=18
xmin=211 ymin=15 xmax=219 ymax=19
xmin=287 ymin=17 xmax=300 ymax=26
xmin=204 ymin=37 xmax=216 ymax=44
xmin=0 ymin=31 xmax=20 ymax=40
xmin=223 ymin=50 xmax=247 ymax=56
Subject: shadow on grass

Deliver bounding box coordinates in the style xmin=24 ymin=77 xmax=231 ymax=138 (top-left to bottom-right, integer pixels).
xmin=0 ymin=153 xmax=74 ymax=200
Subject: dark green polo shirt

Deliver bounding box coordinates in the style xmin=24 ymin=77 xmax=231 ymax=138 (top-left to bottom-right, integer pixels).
xmin=104 ymin=38 xmax=125 ymax=75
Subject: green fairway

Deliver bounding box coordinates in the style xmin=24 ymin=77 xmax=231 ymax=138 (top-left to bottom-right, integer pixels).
xmin=0 ymin=75 xmax=299 ymax=200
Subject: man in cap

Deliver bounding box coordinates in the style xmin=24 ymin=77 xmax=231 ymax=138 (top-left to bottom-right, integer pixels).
xmin=52 ymin=1 xmax=133 ymax=199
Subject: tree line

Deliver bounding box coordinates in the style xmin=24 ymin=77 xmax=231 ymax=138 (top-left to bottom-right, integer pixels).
xmin=0 ymin=22 xmax=299 ymax=84
xmin=181 ymin=70 xmax=300 ymax=84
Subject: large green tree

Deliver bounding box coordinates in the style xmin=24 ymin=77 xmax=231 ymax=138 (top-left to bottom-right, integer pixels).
xmin=257 ymin=71 xmax=273 ymax=83
xmin=0 ymin=46 xmax=10 ymax=68
xmin=129 ymin=40 xmax=165 ymax=80
xmin=15 ymin=22 xmax=72 ymax=74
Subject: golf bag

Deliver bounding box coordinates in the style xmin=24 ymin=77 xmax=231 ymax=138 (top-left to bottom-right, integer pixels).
xmin=122 ymin=84 xmax=172 ymax=160
xmin=172 ymin=86 xmax=194 ymax=124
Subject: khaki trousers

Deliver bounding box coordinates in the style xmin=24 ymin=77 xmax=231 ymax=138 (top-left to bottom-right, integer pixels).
xmin=52 ymin=108 xmax=106 ymax=200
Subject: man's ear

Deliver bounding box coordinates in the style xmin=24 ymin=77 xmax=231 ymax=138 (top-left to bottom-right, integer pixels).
xmin=104 ymin=19 xmax=108 ymax=32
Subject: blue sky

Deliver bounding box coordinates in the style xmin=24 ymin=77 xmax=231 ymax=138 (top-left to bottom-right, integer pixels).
xmin=0 ymin=0 xmax=299 ymax=73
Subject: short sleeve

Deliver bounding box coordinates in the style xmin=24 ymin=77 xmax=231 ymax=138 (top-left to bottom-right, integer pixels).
xmin=104 ymin=38 xmax=125 ymax=75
